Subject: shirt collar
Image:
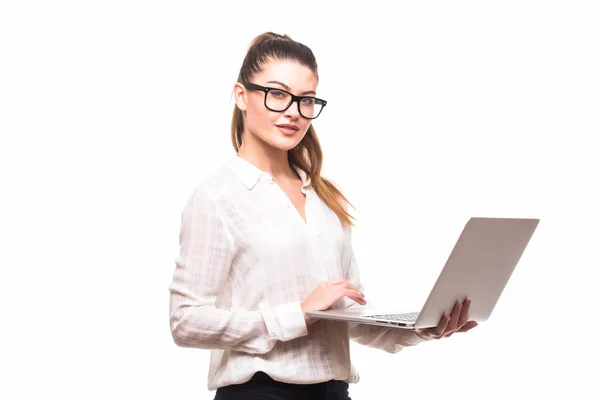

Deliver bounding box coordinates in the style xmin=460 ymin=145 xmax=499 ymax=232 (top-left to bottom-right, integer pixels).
xmin=226 ymin=155 xmax=311 ymax=191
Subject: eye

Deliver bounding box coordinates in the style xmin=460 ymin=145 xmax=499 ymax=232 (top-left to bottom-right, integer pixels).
xmin=301 ymin=97 xmax=315 ymax=105
xmin=270 ymin=90 xmax=287 ymax=98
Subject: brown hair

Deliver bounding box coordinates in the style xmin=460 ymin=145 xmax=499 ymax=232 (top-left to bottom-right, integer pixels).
xmin=231 ymin=32 xmax=355 ymax=227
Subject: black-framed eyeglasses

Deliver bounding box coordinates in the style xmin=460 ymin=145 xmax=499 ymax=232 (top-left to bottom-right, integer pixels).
xmin=241 ymin=82 xmax=327 ymax=120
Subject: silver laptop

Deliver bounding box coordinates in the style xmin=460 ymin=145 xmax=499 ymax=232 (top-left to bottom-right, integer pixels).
xmin=305 ymin=217 xmax=539 ymax=329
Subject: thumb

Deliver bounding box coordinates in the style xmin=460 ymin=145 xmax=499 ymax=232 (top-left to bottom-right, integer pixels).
xmin=457 ymin=321 xmax=478 ymax=332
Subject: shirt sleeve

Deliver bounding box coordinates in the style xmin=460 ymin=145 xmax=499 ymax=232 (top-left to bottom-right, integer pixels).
xmin=339 ymin=207 xmax=428 ymax=353
xmin=169 ymin=185 xmax=308 ymax=354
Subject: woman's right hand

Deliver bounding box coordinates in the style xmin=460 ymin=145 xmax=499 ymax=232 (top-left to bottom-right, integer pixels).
xmin=301 ymin=279 xmax=367 ymax=326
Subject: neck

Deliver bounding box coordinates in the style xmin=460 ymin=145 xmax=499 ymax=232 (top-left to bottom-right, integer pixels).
xmin=237 ymin=134 xmax=296 ymax=182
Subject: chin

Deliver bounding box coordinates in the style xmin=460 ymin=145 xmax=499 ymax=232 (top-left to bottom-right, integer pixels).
xmin=266 ymin=135 xmax=304 ymax=152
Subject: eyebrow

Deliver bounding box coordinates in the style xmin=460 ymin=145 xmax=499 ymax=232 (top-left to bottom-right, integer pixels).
xmin=266 ymin=80 xmax=317 ymax=96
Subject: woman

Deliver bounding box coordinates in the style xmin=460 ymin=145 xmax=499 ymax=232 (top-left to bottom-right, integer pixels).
xmin=169 ymin=32 xmax=477 ymax=400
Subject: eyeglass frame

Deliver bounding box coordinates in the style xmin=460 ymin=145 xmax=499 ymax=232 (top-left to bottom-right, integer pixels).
xmin=240 ymin=81 xmax=327 ymax=120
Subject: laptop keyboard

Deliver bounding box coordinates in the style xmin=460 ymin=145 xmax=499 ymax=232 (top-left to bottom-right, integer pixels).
xmin=363 ymin=312 xmax=420 ymax=322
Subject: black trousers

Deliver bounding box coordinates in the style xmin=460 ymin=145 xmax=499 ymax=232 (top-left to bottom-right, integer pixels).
xmin=214 ymin=371 xmax=352 ymax=400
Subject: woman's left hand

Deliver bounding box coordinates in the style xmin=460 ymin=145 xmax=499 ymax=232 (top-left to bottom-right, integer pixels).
xmin=414 ymin=298 xmax=478 ymax=340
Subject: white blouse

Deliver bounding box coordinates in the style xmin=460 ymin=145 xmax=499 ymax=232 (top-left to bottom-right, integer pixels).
xmin=168 ymin=155 xmax=426 ymax=391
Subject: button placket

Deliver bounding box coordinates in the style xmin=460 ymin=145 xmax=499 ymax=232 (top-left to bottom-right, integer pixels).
xmin=265 ymin=173 xmax=308 ymax=225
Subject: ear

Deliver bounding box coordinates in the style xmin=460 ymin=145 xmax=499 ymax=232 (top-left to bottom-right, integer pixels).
xmin=233 ymin=82 xmax=247 ymax=111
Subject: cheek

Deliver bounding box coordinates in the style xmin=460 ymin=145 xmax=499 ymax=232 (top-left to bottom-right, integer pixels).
xmin=246 ymin=105 xmax=281 ymax=134
xmin=246 ymin=105 xmax=271 ymax=130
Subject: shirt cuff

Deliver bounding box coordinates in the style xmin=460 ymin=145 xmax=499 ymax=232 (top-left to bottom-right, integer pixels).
xmin=259 ymin=301 xmax=309 ymax=342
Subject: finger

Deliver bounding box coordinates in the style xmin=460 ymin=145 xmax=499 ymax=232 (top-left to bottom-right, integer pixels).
xmin=434 ymin=315 xmax=451 ymax=338
xmin=348 ymin=296 xmax=367 ymax=305
xmin=342 ymin=289 xmax=365 ymax=303
xmin=341 ymin=289 xmax=367 ymax=305
xmin=457 ymin=320 xmax=478 ymax=332
xmin=457 ymin=298 xmax=471 ymax=329
xmin=339 ymin=282 xmax=364 ymax=298
xmin=337 ymin=281 xmax=362 ymax=294
xmin=346 ymin=283 xmax=364 ymax=297
xmin=445 ymin=301 xmax=462 ymax=334
xmin=414 ymin=329 xmax=430 ymax=340
xmin=347 ymin=289 xmax=365 ymax=299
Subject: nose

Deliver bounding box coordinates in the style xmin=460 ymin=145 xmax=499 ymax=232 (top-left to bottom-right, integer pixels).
xmin=283 ymin=100 xmax=301 ymax=120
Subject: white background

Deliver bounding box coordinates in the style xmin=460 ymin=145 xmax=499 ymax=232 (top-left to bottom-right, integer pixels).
xmin=1 ymin=1 xmax=599 ymax=399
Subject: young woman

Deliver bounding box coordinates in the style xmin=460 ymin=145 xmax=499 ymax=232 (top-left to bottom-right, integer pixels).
xmin=169 ymin=32 xmax=477 ymax=400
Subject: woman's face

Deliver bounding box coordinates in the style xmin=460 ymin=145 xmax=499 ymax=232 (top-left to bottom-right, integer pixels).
xmin=235 ymin=59 xmax=318 ymax=152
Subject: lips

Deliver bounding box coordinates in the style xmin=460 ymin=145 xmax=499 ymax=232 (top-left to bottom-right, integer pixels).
xmin=276 ymin=124 xmax=299 ymax=136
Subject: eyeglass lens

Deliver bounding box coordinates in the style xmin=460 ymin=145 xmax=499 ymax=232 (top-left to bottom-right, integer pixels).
xmin=266 ymin=90 xmax=324 ymax=119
